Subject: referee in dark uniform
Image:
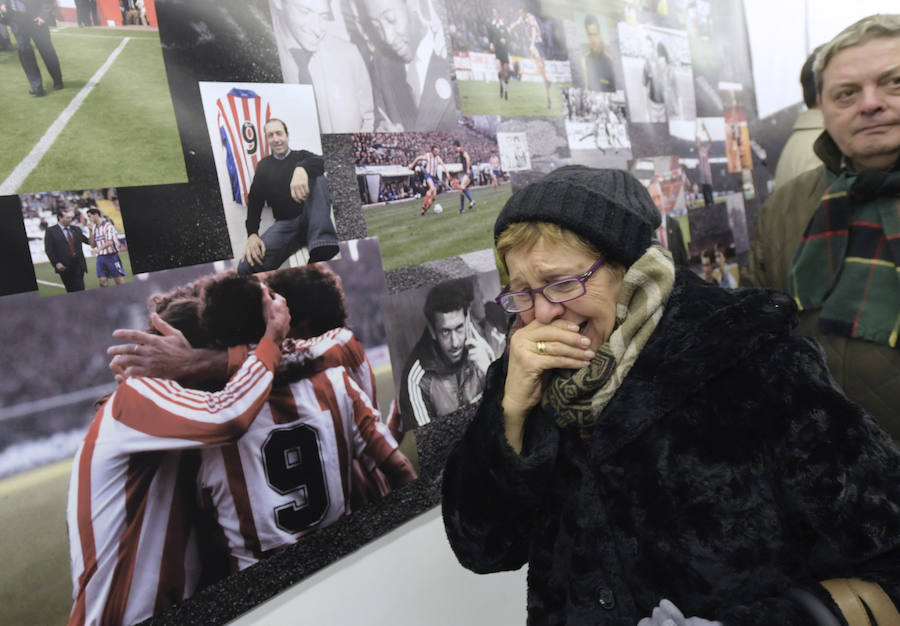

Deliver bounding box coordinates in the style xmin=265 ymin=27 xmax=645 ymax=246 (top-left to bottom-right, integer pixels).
xmin=0 ymin=0 xmax=63 ymax=97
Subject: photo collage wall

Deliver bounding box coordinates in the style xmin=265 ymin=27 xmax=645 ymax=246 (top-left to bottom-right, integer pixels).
xmin=0 ymin=0 xmax=770 ymax=623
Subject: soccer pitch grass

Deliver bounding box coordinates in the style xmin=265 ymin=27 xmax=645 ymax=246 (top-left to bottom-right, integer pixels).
xmin=458 ymin=80 xmax=570 ymax=117
xmin=364 ymin=185 xmax=511 ymax=271
xmin=1 ymin=27 xmax=187 ymax=193
xmin=33 ymin=250 xmax=134 ymax=296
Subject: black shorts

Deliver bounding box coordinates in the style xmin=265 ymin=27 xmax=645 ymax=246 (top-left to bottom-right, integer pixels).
xmin=494 ymin=44 xmax=510 ymax=65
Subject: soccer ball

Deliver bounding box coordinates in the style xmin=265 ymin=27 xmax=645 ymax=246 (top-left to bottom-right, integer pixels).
xmin=433 ymin=203 xmax=443 ymax=214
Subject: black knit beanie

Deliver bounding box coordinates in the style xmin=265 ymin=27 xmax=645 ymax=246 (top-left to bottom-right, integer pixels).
xmin=494 ymin=166 xmax=661 ymax=266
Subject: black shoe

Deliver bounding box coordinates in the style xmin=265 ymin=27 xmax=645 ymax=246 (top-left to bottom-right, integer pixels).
xmin=53 ymin=81 xmax=64 ymax=90
xmin=30 ymin=86 xmax=47 ymax=97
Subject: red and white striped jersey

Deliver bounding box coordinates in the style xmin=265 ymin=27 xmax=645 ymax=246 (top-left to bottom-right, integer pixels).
xmin=225 ymin=328 xmax=393 ymax=509
xmin=282 ymin=327 xmax=377 ymax=407
xmin=512 ymin=12 xmax=543 ymax=45
xmin=197 ymin=365 xmax=399 ymax=572
xmin=91 ymin=219 xmax=119 ymax=255
xmin=215 ymin=88 xmax=272 ymax=206
xmin=413 ymin=151 xmax=443 ymax=178
xmin=226 ymin=328 xmax=377 ymax=409
xmin=66 ymin=338 xmax=281 ymax=626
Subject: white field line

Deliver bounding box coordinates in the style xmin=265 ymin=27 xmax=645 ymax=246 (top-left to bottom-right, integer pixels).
xmin=0 ymin=37 xmax=131 ymax=194
xmin=0 ymin=382 xmax=117 ymax=422
xmin=36 ymin=278 xmax=64 ymax=288
xmin=52 ymin=31 xmax=157 ymax=39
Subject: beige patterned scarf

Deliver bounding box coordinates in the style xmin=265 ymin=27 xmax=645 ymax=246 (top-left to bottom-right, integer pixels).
xmin=542 ymin=244 xmax=675 ymax=430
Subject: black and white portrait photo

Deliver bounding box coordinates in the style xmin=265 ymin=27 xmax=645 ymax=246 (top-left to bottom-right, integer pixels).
xmin=618 ymin=21 xmax=696 ymax=124
xmin=270 ymin=0 xmax=459 ymax=133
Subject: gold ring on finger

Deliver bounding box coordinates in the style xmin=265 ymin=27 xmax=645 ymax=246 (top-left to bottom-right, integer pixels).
xmin=536 ymin=340 xmax=547 ymax=355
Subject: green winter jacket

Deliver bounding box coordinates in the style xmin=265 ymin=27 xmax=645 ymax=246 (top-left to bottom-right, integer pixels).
xmin=743 ymin=132 xmax=900 ymax=440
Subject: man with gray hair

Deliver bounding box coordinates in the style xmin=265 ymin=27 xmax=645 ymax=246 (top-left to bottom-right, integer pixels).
xmin=743 ymin=14 xmax=900 ymax=439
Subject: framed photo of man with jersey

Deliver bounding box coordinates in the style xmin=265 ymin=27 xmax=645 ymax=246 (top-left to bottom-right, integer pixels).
xmin=198 ymin=82 xmax=340 ymax=275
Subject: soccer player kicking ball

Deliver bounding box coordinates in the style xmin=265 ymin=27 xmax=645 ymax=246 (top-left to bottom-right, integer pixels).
xmin=409 ymin=145 xmax=444 ymax=215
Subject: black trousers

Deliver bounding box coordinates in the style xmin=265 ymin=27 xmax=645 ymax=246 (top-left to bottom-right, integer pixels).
xmin=8 ymin=13 xmax=62 ymax=91
xmin=236 ymin=175 xmax=338 ymax=275
xmin=88 ymin=0 xmax=100 ymax=25
xmin=59 ymin=267 xmax=86 ymax=292
xmin=701 ymin=183 xmax=714 ymax=207
xmin=74 ymin=0 xmax=89 ymax=26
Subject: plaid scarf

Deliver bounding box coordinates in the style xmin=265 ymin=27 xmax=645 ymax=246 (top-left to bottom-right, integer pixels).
xmin=787 ymin=169 xmax=900 ymax=348
xmin=542 ymin=244 xmax=675 ymax=431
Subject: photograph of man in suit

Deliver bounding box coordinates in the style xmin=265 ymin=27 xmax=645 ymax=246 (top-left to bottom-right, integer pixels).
xmin=648 ymin=179 xmax=688 ymax=266
xmin=44 ymin=207 xmax=88 ymax=292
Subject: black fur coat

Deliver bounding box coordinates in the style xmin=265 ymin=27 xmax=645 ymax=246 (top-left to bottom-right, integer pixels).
xmin=442 ymin=270 xmax=900 ymax=625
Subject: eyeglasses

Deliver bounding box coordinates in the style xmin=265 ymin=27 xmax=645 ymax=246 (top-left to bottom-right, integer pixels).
xmin=495 ymin=257 xmax=606 ymax=313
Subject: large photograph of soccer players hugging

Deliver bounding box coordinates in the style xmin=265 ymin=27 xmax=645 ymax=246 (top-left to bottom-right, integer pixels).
xmin=0 ymin=0 xmax=833 ymax=623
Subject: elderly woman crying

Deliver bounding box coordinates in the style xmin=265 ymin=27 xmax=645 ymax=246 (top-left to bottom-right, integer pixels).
xmin=442 ymin=166 xmax=900 ymax=626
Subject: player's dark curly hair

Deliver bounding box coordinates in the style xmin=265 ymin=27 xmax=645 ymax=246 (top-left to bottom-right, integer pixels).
xmin=148 ymin=280 xmax=204 ymax=316
xmin=98 ymin=293 xmax=215 ymax=406
xmin=424 ymin=278 xmax=474 ymax=326
xmin=152 ymin=297 xmax=213 ymax=349
xmin=145 ymin=279 xmax=220 ymax=349
xmin=201 ymin=275 xmax=270 ymax=347
xmin=266 ymin=263 xmax=347 ymax=338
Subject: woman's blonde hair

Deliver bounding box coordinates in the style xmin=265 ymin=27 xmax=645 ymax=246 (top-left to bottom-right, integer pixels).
xmin=496 ymin=221 xmax=626 ymax=280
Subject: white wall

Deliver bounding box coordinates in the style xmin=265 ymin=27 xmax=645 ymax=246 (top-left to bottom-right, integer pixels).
xmin=746 ymin=0 xmax=900 ymax=119
xmin=231 ymin=508 xmax=527 ymax=626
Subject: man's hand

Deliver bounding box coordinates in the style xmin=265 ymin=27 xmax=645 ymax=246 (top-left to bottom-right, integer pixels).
xmin=376 ymin=107 xmax=405 ymax=133
xmin=242 ymin=233 xmax=266 ymax=268
xmin=466 ymin=317 xmax=496 ymax=376
xmin=290 ymin=166 xmax=310 ymax=203
xmin=55 ymin=262 xmax=66 ymax=272
xmin=262 ymin=290 xmax=291 ymax=345
xmin=108 ymin=313 xmax=195 ymax=383
xmin=90 ymin=247 xmax=99 ymax=255
xmin=34 ymin=16 xmax=44 ymax=25
xmin=379 ymin=448 xmax=418 ymax=489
